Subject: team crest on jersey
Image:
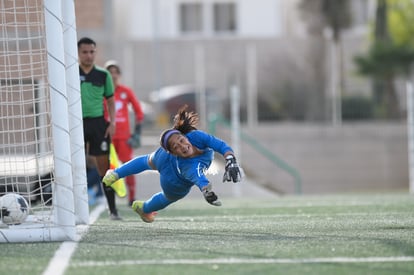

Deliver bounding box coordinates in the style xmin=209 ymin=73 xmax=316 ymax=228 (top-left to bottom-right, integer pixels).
xmin=115 ymin=101 xmax=123 ymax=111
xmin=100 ymin=141 xmax=108 ymax=152
xmin=120 ymin=92 xmax=127 ymax=99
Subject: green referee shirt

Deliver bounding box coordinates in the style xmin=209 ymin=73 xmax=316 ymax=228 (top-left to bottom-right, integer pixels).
xmin=79 ymin=65 xmax=114 ymax=118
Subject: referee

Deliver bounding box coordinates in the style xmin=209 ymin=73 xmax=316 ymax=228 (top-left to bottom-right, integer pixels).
xmin=78 ymin=37 xmax=120 ymax=220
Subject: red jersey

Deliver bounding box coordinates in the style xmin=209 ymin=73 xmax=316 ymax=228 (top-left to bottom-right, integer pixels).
xmin=109 ymin=84 xmax=144 ymax=139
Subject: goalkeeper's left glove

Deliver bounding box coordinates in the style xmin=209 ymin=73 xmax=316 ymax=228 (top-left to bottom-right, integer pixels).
xmin=202 ymin=184 xmax=221 ymax=206
xmin=128 ymin=124 xmax=142 ymax=148
xmin=223 ymin=155 xmax=242 ymax=183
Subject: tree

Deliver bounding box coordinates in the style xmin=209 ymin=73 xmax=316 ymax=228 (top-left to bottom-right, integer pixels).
xmin=321 ymin=0 xmax=351 ymax=125
xmin=355 ymin=0 xmax=414 ymax=119
xmin=321 ymin=0 xmax=352 ymax=42
xmin=388 ymin=0 xmax=414 ymax=46
xmin=299 ymin=0 xmax=352 ymax=124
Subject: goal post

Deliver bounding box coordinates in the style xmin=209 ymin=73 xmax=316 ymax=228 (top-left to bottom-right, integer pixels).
xmin=407 ymin=81 xmax=414 ymax=195
xmin=0 ymin=0 xmax=88 ymax=242
xmin=62 ymin=0 xmax=89 ymax=225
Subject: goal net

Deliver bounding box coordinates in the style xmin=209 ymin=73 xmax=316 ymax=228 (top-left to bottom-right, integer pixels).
xmin=0 ymin=0 xmax=88 ymax=242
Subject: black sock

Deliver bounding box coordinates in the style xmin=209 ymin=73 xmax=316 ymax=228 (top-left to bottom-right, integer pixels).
xmin=101 ymin=178 xmax=117 ymax=215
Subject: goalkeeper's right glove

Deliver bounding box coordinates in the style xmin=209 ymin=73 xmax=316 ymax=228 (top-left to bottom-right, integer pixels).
xmin=202 ymin=184 xmax=221 ymax=206
xmin=102 ymin=169 xmax=119 ymax=187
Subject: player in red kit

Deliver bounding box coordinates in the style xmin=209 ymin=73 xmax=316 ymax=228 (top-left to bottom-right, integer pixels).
xmin=105 ymin=61 xmax=144 ymax=206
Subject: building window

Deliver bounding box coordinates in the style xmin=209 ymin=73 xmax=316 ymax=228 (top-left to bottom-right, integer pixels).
xmin=179 ymin=3 xmax=203 ymax=33
xmin=213 ymin=2 xmax=236 ymax=32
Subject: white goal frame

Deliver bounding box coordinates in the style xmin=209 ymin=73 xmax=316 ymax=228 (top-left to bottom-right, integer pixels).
xmin=0 ymin=0 xmax=88 ymax=242
xmin=407 ymin=81 xmax=414 ymax=195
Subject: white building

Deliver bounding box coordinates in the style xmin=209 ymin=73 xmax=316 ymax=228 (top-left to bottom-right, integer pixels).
xmin=112 ymin=0 xmax=374 ymax=39
xmin=77 ymin=0 xmax=376 ymax=123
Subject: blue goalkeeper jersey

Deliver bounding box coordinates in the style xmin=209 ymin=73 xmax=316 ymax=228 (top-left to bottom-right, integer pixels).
xmin=151 ymin=130 xmax=232 ymax=200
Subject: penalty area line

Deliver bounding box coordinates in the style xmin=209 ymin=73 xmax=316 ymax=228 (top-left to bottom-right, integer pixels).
xmin=72 ymin=256 xmax=414 ymax=267
xmin=42 ymin=203 xmax=106 ymax=275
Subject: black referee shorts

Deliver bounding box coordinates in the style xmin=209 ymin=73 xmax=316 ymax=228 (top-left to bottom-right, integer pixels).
xmin=83 ymin=116 xmax=111 ymax=156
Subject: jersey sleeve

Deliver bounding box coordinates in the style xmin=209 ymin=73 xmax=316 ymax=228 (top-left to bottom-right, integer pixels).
xmin=103 ymin=70 xmax=114 ymax=99
xmin=126 ymin=87 xmax=144 ymax=123
xmin=187 ymin=130 xmax=233 ymax=156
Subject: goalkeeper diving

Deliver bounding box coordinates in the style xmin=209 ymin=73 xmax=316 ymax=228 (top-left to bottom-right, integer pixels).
xmin=103 ymin=104 xmax=243 ymax=223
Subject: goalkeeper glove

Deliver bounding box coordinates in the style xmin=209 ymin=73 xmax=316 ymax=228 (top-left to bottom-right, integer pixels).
xmin=102 ymin=169 xmax=119 ymax=187
xmin=223 ymin=155 xmax=242 ymax=183
xmin=202 ymin=184 xmax=221 ymax=206
xmin=128 ymin=124 xmax=142 ymax=148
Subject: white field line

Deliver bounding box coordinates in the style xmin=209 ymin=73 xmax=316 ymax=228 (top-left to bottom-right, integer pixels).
xmin=72 ymin=256 xmax=414 ymax=267
xmin=148 ymin=211 xmax=413 ymax=222
xmin=42 ymin=203 xmax=106 ymax=275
